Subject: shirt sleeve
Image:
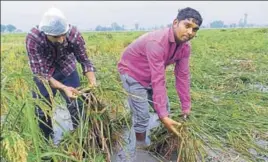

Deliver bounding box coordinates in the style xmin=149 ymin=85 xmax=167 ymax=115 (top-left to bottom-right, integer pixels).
xmin=70 ymin=28 xmax=96 ymax=74
xmin=146 ymin=41 xmax=169 ymax=118
xmin=26 ymin=35 xmax=51 ymax=80
xmin=174 ymin=45 xmax=191 ymax=114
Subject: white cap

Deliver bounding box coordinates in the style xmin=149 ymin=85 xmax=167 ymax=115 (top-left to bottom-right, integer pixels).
xmin=39 ymin=7 xmax=69 ymax=36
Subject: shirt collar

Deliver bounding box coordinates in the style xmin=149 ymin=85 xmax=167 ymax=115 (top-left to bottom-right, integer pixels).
xmin=168 ymin=27 xmax=175 ymax=43
xmin=168 ymin=27 xmax=189 ymax=47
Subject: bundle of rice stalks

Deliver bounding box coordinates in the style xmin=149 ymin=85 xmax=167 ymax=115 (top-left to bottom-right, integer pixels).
xmin=148 ymin=119 xmax=207 ymax=162
xmin=58 ymin=87 xmax=130 ymax=162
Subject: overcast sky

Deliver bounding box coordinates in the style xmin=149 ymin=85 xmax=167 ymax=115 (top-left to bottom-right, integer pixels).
xmin=1 ymin=1 xmax=268 ymax=31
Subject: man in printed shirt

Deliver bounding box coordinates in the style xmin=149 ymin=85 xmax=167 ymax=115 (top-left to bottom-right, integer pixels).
xmin=26 ymin=7 xmax=96 ymax=142
xmin=118 ymin=7 xmax=202 ymax=150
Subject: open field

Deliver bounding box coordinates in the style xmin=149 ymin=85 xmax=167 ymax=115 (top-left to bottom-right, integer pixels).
xmin=1 ymin=28 xmax=268 ymax=162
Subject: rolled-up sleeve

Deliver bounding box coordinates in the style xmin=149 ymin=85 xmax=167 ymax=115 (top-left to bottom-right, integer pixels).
xmin=26 ymin=35 xmax=51 ymax=80
xmin=146 ymin=41 xmax=169 ymax=118
xmin=71 ymin=28 xmax=96 ymax=74
xmin=174 ymin=46 xmax=191 ymax=113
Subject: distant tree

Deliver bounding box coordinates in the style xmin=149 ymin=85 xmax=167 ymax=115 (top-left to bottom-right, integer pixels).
xmin=95 ymin=25 xmax=103 ymax=31
xmin=111 ymin=22 xmax=117 ymax=31
xmin=166 ymin=23 xmax=172 ymax=28
xmin=244 ymin=13 xmax=248 ymax=27
xmin=230 ymin=23 xmax=237 ymax=28
xmin=154 ymin=26 xmax=160 ymax=30
xmin=111 ymin=22 xmax=125 ymax=31
xmin=95 ymin=23 xmax=124 ymax=31
xmin=140 ymin=27 xmax=146 ymax=31
xmin=247 ymin=24 xmax=255 ymax=28
xmin=210 ymin=20 xmax=224 ymax=28
xmin=15 ymin=29 xmax=23 ymax=33
xmin=239 ymin=18 xmax=244 ymax=28
xmin=6 ymin=24 xmax=16 ymax=32
xmin=1 ymin=24 xmax=6 ymax=32
xmin=135 ymin=23 xmax=139 ymax=31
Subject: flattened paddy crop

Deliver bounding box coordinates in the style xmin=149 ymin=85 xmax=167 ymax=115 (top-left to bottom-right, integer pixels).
xmin=1 ymin=29 xmax=267 ymax=162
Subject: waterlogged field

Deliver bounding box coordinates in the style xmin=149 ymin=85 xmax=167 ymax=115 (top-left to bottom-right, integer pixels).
xmin=1 ymin=28 xmax=268 ymax=162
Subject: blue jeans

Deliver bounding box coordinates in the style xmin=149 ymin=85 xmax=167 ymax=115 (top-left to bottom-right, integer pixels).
xmin=33 ymin=69 xmax=83 ymax=140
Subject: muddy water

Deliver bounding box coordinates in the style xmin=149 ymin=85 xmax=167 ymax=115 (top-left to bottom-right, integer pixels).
xmin=52 ymin=105 xmax=74 ymax=145
xmin=110 ymin=113 xmax=165 ymax=162
xmin=249 ymin=83 xmax=268 ymax=93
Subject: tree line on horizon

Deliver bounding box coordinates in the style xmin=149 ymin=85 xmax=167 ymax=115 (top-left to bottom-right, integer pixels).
xmin=1 ymin=14 xmax=267 ymax=33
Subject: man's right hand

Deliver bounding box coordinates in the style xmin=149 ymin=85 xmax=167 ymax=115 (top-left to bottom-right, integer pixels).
xmin=62 ymin=86 xmax=80 ymax=99
xmin=160 ymin=117 xmax=182 ymax=136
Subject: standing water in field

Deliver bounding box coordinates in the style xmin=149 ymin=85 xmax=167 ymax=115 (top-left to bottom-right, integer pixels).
xmin=111 ymin=113 xmax=165 ymax=162
xmin=52 ymin=105 xmax=73 ymax=145
xmin=52 ymin=105 xmax=164 ymax=161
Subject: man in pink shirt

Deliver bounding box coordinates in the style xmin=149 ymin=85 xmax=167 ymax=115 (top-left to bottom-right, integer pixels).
xmin=117 ymin=7 xmax=202 ymax=151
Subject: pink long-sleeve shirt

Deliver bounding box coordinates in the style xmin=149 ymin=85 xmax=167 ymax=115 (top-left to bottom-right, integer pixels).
xmin=118 ymin=27 xmax=191 ymax=118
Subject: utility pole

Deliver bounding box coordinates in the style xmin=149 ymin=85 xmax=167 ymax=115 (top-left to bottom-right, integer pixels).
xmin=244 ymin=13 xmax=248 ymax=27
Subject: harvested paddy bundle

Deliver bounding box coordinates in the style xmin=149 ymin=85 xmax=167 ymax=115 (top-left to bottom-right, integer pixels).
xmin=148 ymin=117 xmax=206 ymax=162
xmin=57 ymin=88 xmax=130 ymax=162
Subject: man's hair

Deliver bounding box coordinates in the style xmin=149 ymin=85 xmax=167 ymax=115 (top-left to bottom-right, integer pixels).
xmin=177 ymin=7 xmax=203 ymax=26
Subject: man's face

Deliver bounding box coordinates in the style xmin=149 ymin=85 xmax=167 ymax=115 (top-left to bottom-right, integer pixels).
xmin=173 ymin=18 xmax=200 ymax=43
xmin=46 ymin=34 xmax=66 ymax=45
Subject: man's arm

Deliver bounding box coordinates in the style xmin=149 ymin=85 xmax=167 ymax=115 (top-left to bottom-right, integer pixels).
xmin=174 ymin=45 xmax=191 ymax=116
xmin=85 ymin=71 xmax=96 ymax=86
xmin=69 ymin=27 xmax=96 ymax=86
xmin=146 ymin=41 xmax=182 ymax=135
xmin=49 ymin=77 xmax=79 ymax=99
xmin=26 ymin=35 xmax=49 ymax=79
xmin=146 ymin=41 xmax=169 ymax=118
xmin=48 ymin=77 xmax=67 ymax=90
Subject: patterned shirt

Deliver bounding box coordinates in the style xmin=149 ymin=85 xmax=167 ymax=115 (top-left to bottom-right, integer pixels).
xmin=26 ymin=25 xmax=95 ymax=80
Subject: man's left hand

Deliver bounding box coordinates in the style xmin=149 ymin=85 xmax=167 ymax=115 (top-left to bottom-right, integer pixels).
xmin=182 ymin=114 xmax=189 ymax=120
xmin=181 ymin=109 xmax=190 ymax=120
xmin=85 ymin=71 xmax=97 ymax=87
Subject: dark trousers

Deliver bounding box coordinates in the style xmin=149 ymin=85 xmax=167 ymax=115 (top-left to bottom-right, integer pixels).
xmin=33 ymin=69 xmax=83 ymax=140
